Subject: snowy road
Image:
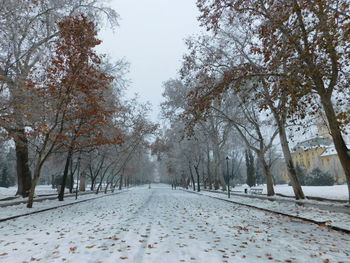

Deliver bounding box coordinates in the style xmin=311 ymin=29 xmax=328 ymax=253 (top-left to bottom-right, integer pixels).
xmin=0 ymin=185 xmax=349 ymax=263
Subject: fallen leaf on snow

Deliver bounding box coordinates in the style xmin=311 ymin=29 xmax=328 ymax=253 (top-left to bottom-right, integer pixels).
xmin=85 ymin=245 xmax=95 ymax=249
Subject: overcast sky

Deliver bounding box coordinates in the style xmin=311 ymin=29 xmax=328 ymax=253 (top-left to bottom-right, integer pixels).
xmin=97 ymin=0 xmax=202 ymax=122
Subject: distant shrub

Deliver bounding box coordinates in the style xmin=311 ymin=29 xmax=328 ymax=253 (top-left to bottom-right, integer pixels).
xmin=304 ymin=168 xmax=335 ymax=186
xmin=0 ymin=165 xmax=11 ymax=188
xmin=274 ymin=176 xmax=287 ymax=185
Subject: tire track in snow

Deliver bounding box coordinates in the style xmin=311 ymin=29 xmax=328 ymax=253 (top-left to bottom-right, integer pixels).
xmin=133 ymin=190 xmax=155 ymax=263
xmin=104 ymin=189 xmax=156 ymax=262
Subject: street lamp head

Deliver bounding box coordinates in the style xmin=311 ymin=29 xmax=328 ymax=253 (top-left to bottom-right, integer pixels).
xmin=226 ymin=156 xmax=229 ymax=160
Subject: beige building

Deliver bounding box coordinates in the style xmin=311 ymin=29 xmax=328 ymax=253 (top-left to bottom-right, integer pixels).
xmin=291 ymin=136 xmax=347 ymax=184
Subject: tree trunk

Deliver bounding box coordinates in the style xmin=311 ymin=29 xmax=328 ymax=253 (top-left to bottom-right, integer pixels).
xmin=207 ymin=150 xmax=212 ymax=190
xmin=320 ymin=94 xmax=350 ymax=203
xmin=202 ymin=160 xmax=207 ymax=189
xmin=79 ymin=171 xmax=86 ymax=191
xmin=219 ymin=173 xmax=227 ymax=191
xmin=119 ymin=172 xmax=123 ymax=190
xmin=260 ymin=157 xmax=275 ymax=196
xmin=277 ymin=119 xmax=305 ymax=199
xmin=14 ymin=130 xmax=32 ymax=197
xmin=188 ymin=162 xmax=196 ymax=191
xmin=214 ymin=148 xmax=226 ymax=191
xmin=96 ymin=171 xmax=108 ymax=194
xmin=104 ymin=181 xmax=110 ymax=194
xmin=69 ymin=156 xmax=74 ymax=193
xmin=194 ymin=165 xmax=201 ymax=192
xmin=96 ymin=178 xmax=103 ymax=194
xmin=214 ymin=177 xmax=220 ymax=190
xmin=27 ymin=161 xmax=43 ymax=208
xmin=231 ymin=158 xmax=235 ymax=187
xmin=58 ymin=147 xmax=73 ymax=201
xmin=89 ymin=165 xmax=95 ymax=191
xmin=27 ymin=173 xmax=40 ymax=208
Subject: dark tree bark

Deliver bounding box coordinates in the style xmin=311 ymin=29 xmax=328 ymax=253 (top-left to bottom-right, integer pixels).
xmin=188 ymin=161 xmax=196 ymax=191
xmin=58 ymin=147 xmax=73 ymax=201
xmin=261 ymin=157 xmax=275 ymax=196
xmin=206 ymin=148 xmax=212 ymax=190
xmin=119 ymin=171 xmax=124 ymax=190
xmin=320 ymin=94 xmax=350 ymax=203
xmin=194 ymin=164 xmax=201 ymax=192
xmin=69 ymin=154 xmax=75 ymax=193
xmin=273 ymin=112 xmax=305 ymax=200
xmin=79 ymin=171 xmax=86 ymax=192
xmin=13 ymin=130 xmax=32 ymax=197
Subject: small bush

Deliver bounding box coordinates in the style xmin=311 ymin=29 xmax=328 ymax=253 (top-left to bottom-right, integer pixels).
xmin=304 ymin=168 xmax=335 ymax=186
xmin=0 ymin=165 xmax=11 ymax=188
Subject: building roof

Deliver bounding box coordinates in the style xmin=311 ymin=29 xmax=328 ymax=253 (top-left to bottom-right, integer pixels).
xmin=320 ymin=146 xmax=337 ymax=157
xmin=320 ymin=144 xmax=350 ymax=157
xmin=293 ymin=136 xmax=333 ymax=151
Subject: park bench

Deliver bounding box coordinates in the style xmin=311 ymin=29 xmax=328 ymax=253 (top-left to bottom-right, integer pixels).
xmin=249 ymin=188 xmax=263 ymax=195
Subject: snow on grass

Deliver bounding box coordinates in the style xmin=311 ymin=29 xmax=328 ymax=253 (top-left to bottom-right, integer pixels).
xmin=197 ymin=190 xmax=350 ymax=232
xmin=272 ymin=184 xmax=349 ymax=200
xmin=231 ymin=184 xmax=349 ymax=200
xmin=0 ymin=190 xmax=127 ymax=221
xmin=0 ymin=185 xmax=67 ymax=200
xmin=0 ymin=186 xmax=349 ymax=263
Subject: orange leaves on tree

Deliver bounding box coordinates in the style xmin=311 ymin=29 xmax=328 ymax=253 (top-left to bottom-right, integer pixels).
xmin=33 ymin=14 xmax=124 ymax=149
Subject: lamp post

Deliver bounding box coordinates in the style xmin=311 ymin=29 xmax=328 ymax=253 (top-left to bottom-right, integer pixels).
xmin=226 ymin=156 xmax=230 ymax=198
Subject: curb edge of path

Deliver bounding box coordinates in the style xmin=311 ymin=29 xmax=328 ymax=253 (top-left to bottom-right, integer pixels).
xmin=181 ymin=189 xmax=350 ymax=235
xmin=0 ymin=190 xmax=128 ymax=223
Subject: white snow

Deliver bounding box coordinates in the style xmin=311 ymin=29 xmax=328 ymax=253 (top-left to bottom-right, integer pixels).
xmin=197 ymin=189 xmax=350 ymax=232
xmin=0 ymin=185 xmax=349 ymax=263
xmin=0 ymin=185 xmax=67 ymax=200
xmin=0 ymin=190 xmax=127 ymax=220
xmin=2 ymin=184 xmax=348 ymax=201
xmin=232 ymin=184 xmax=349 ymax=200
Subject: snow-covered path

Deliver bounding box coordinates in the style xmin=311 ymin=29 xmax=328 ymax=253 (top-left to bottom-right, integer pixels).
xmin=0 ymin=185 xmax=349 ymax=263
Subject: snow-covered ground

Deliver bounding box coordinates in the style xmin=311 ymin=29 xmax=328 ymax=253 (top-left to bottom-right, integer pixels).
xmin=197 ymin=190 xmax=350 ymax=232
xmin=0 ymin=185 xmax=65 ymax=200
xmin=0 ymin=190 xmax=127 ymax=220
xmin=0 ymin=185 xmax=349 ymax=263
xmin=232 ymin=184 xmax=349 ymax=200
xmin=2 ymin=184 xmax=348 ymax=201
